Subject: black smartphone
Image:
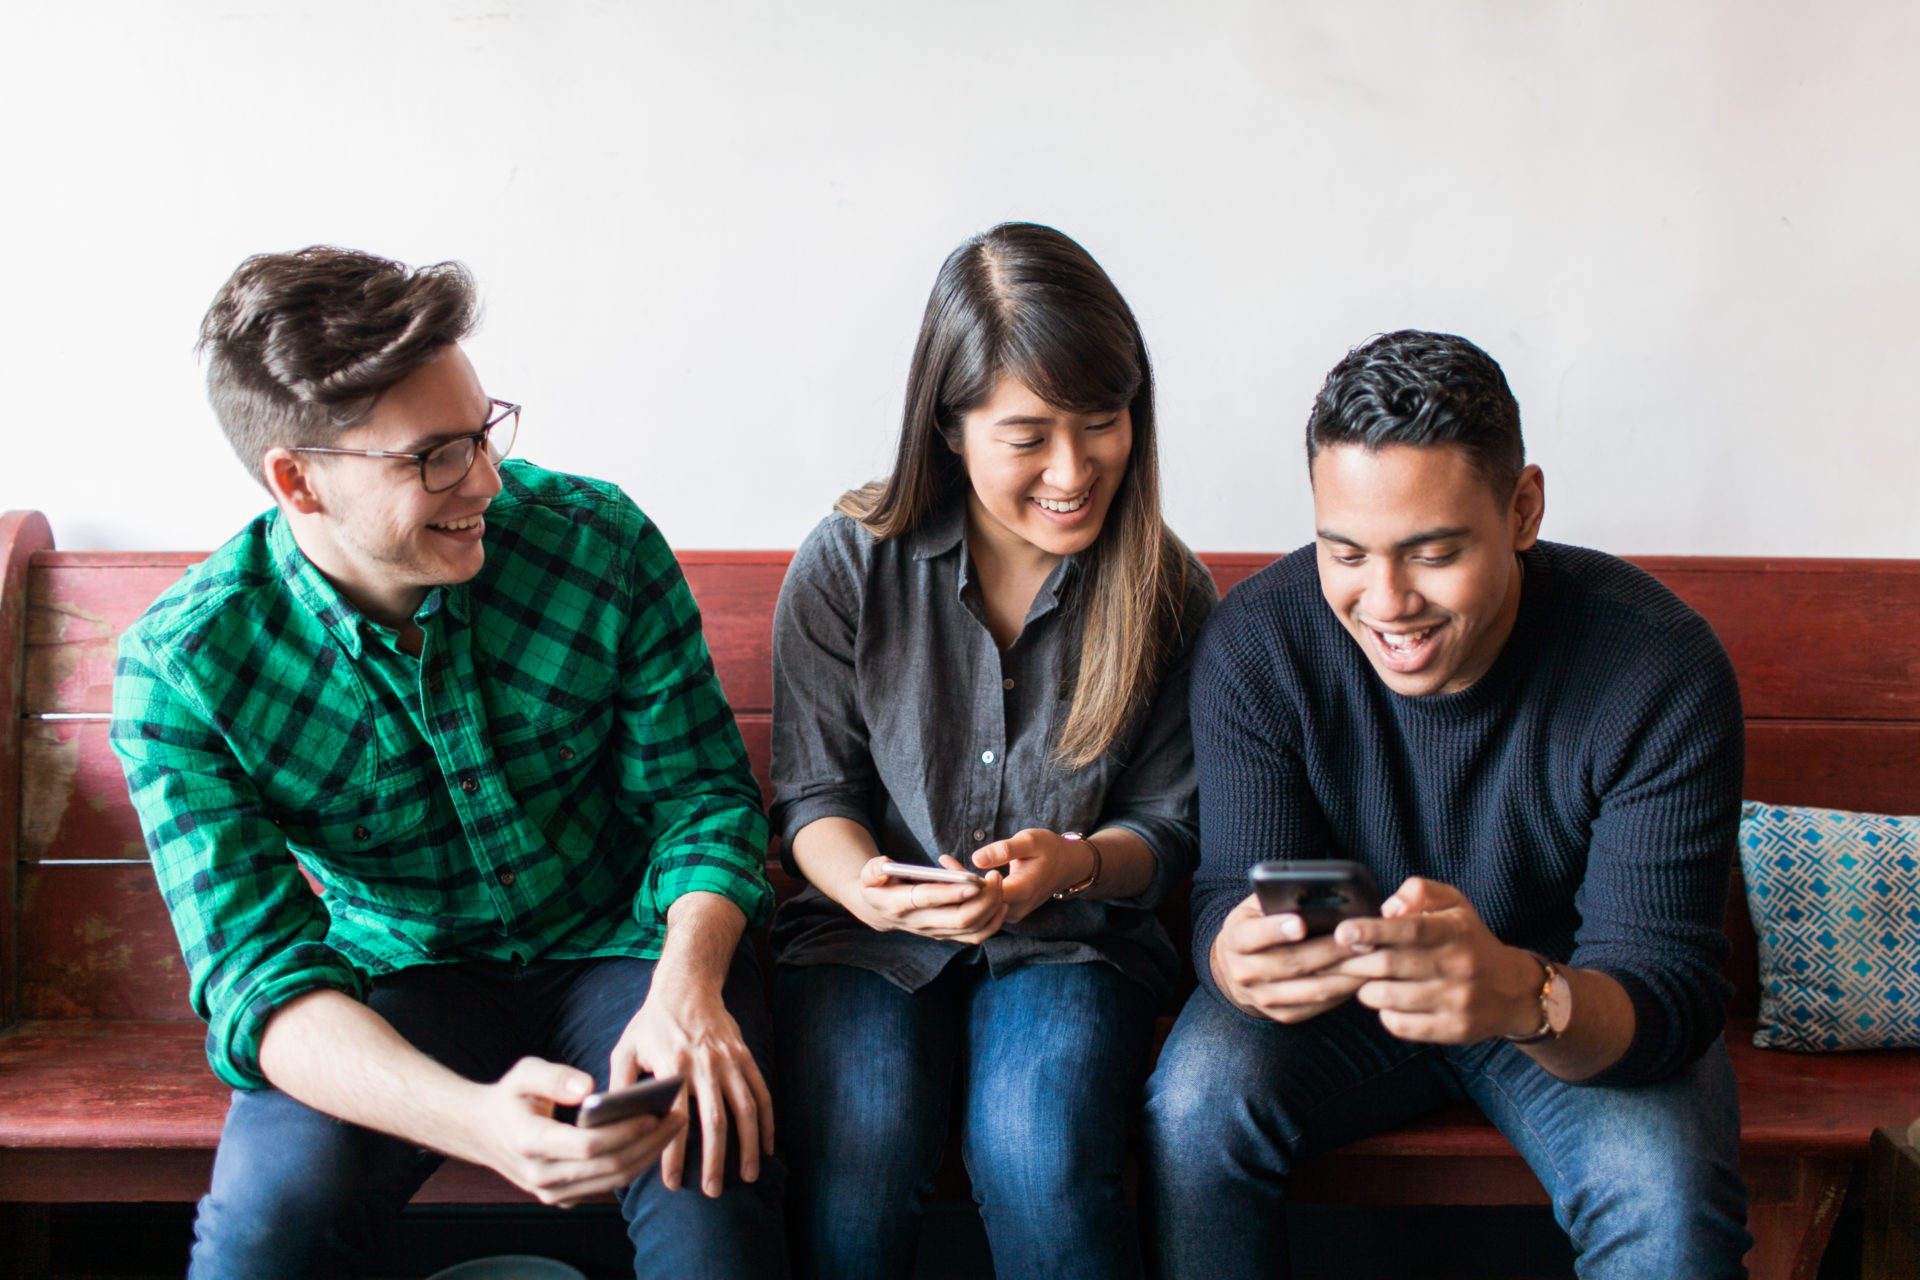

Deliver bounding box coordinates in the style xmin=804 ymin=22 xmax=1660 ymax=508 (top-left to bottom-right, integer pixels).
xmin=562 ymin=1074 xmax=684 ymax=1128
xmin=1249 ymin=860 xmax=1381 ymax=936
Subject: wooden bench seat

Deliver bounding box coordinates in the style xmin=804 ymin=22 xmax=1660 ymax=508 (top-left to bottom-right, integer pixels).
xmin=5 ymin=510 xmax=1919 ymax=1279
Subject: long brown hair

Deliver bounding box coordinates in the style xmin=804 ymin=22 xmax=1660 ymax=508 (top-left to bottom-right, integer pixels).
xmin=839 ymin=223 xmax=1193 ymax=767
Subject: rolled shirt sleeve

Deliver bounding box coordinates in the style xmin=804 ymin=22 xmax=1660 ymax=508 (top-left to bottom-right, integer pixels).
xmin=615 ymin=514 xmax=773 ymax=929
xmin=112 ymin=637 xmax=366 ymax=1090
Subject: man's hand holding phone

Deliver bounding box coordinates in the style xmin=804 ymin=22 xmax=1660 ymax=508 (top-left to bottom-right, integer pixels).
xmin=1211 ymin=895 xmax=1376 ymax=1022
xmin=855 ymin=855 xmax=1007 ymax=943
xmin=1211 ymin=860 xmax=1382 ymax=1023
xmin=1325 ymin=876 xmax=1551 ymax=1045
xmin=464 ymin=1057 xmax=685 ymax=1207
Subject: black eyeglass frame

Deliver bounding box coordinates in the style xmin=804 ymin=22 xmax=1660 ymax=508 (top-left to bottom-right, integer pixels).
xmin=290 ymin=399 xmax=520 ymax=493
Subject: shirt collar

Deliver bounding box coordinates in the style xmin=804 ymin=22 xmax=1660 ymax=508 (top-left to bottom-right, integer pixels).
xmin=267 ymin=509 xmax=468 ymax=655
xmin=909 ymin=499 xmax=967 ymax=561
xmin=269 ymin=510 xmax=368 ymax=658
xmin=913 ymin=496 xmax=1081 ymax=623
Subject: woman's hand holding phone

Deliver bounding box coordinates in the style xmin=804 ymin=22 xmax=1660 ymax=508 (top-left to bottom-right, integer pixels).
xmin=857 ymin=855 xmax=1007 ymax=943
xmin=968 ymin=828 xmax=1094 ymax=922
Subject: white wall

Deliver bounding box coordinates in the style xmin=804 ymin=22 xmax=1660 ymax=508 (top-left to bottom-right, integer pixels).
xmin=4 ymin=0 xmax=1917 ymax=556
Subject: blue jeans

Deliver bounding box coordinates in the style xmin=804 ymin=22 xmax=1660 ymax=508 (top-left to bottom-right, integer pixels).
xmin=188 ymin=949 xmax=786 ymax=1280
xmin=1142 ymin=992 xmax=1749 ymax=1280
xmin=776 ymin=956 xmax=1157 ymax=1280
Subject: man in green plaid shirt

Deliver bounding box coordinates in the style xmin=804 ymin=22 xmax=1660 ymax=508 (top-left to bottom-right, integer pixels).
xmin=111 ymin=247 xmax=783 ymax=1278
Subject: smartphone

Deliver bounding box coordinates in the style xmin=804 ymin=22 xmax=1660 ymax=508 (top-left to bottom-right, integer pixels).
xmin=875 ymin=859 xmax=985 ymax=885
xmin=1250 ymin=860 xmax=1381 ymax=936
xmin=566 ymin=1075 xmax=684 ymax=1128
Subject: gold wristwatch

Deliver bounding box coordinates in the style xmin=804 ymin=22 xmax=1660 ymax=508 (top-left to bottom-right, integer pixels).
xmin=1503 ymin=952 xmax=1571 ymax=1046
xmin=1051 ymin=832 xmax=1103 ymax=901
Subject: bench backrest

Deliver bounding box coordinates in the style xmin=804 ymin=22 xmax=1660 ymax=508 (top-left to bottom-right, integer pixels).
xmin=4 ymin=511 xmax=1918 ymax=1026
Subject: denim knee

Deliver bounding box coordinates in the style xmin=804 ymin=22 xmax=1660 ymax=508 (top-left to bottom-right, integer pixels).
xmin=190 ymin=1089 xmax=430 ymax=1280
xmin=1143 ymin=1001 xmax=1299 ymax=1182
xmin=1458 ymin=1039 xmax=1749 ymax=1280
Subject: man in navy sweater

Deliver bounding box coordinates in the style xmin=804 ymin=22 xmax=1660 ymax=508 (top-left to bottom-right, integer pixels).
xmin=1143 ymin=332 xmax=1750 ymax=1278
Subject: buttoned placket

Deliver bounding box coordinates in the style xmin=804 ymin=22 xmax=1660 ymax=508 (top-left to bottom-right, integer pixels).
xmin=411 ymin=594 xmax=529 ymax=928
xmin=954 ymin=571 xmax=1010 ymax=862
xmin=953 ymin=567 xmax=1072 ymax=863
xmin=961 ymin=637 xmax=1009 ymax=862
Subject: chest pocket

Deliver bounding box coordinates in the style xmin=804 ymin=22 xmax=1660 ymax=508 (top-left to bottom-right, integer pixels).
xmin=275 ymin=775 xmax=435 ymax=865
xmin=473 ymin=586 xmax=623 ymax=727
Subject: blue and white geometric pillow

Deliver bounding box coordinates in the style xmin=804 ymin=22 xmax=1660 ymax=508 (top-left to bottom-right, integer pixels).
xmin=1739 ymin=800 xmax=1920 ymax=1051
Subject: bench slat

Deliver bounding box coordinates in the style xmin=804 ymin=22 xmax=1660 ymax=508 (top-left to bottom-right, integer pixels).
xmin=17 ymin=863 xmax=190 ymax=1021
xmin=1635 ymin=557 xmax=1920 ymax=721
xmin=1744 ymin=720 xmax=1920 ymax=816
xmin=20 ymin=719 xmax=148 ymax=864
xmin=4 ymin=1017 xmax=1911 ymax=1201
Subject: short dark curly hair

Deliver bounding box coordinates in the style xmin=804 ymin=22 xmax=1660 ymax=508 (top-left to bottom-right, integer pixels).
xmin=1306 ymin=330 xmax=1523 ymax=497
xmin=199 ymin=246 xmax=478 ymax=487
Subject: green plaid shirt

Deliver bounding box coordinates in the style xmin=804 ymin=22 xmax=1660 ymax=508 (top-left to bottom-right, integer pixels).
xmin=111 ymin=462 xmax=771 ymax=1089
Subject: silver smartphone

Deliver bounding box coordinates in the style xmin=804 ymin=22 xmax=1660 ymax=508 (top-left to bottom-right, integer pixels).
xmin=875 ymin=859 xmax=985 ymax=885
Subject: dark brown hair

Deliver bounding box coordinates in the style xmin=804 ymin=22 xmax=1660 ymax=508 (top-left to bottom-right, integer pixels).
xmin=199 ymin=246 xmax=478 ymax=486
xmin=839 ymin=222 xmax=1193 ymax=766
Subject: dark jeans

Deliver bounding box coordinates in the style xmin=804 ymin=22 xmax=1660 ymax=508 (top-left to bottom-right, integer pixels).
xmin=1141 ymin=991 xmax=1750 ymax=1280
xmin=775 ymin=957 xmax=1158 ymax=1280
xmin=188 ymin=949 xmax=786 ymax=1280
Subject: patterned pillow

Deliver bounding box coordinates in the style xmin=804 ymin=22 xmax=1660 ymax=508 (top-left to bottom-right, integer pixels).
xmin=1739 ymin=800 xmax=1920 ymax=1051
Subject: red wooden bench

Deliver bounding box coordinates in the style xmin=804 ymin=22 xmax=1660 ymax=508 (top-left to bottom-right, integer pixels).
xmin=4 ymin=507 xmax=1918 ymax=1279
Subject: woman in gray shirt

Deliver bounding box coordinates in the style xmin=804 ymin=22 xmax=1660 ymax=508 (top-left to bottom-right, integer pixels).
xmin=771 ymin=222 xmax=1215 ymax=1280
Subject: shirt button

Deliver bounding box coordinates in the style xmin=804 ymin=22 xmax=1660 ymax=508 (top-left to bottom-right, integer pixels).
xmin=427 ymin=672 xmax=443 ymax=693
xmin=980 ymin=750 xmax=995 ymax=765
xmin=972 ymin=828 xmax=986 ymax=842
xmin=1003 ymin=678 xmax=1015 ymax=691
xmin=460 ymin=775 xmax=479 ymax=794
xmin=558 ymin=746 xmax=575 ymax=762
xmin=498 ymin=871 xmax=516 ymax=888
xmin=353 ymin=825 xmax=370 ymax=842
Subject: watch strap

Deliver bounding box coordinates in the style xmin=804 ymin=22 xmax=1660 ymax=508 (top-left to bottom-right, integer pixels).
xmin=1503 ymin=952 xmax=1561 ymax=1046
xmin=1051 ymin=832 xmax=1102 ymax=901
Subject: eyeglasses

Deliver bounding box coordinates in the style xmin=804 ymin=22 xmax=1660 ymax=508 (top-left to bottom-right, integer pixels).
xmin=292 ymin=399 xmax=520 ymax=493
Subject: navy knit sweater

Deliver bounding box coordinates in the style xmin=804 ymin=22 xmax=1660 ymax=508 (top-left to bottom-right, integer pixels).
xmin=1189 ymin=541 xmax=1744 ymax=1087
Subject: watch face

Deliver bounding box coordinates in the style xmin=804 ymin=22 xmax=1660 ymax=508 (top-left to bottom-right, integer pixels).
xmin=1544 ymin=963 xmax=1573 ymax=1036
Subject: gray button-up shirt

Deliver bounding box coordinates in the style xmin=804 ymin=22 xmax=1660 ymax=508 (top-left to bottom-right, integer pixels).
xmin=768 ymin=502 xmax=1216 ymax=1005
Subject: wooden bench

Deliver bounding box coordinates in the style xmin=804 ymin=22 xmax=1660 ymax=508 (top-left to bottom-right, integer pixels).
xmin=4 ymin=507 xmax=1918 ymax=1279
